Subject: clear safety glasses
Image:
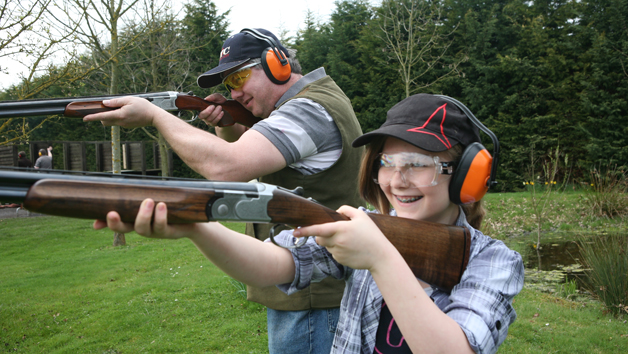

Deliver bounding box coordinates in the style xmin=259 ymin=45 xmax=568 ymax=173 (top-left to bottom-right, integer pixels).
xmin=373 ymin=152 xmax=455 ymax=188
xmin=222 ymin=63 xmax=259 ymax=92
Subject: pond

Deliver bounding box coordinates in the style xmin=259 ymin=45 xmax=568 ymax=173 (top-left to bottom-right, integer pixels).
xmin=524 ymin=240 xmax=582 ymax=271
xmin=522 ymin=240 xmax=589 ymax=294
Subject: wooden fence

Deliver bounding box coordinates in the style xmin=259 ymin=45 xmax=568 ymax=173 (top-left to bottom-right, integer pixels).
xmin=0 ymin=141 xmax=172 ymax=175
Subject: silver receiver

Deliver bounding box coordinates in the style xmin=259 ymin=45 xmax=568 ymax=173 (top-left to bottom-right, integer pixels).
xmin=149 ymin=91 xmax=179 ymax=111
xmin=209 ymin=183 xmax=309 ymax=249
xmin=209 ymin=183 xmax=275 ymax=222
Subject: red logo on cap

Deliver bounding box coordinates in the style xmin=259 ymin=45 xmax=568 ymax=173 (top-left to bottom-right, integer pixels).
xmin=220 ymin=47 xmax=230 ymax=61
xmin=406 ymin=103 xmax=452 ymax=149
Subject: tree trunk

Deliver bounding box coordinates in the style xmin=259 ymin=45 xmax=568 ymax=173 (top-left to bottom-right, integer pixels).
xmin=109 ymin=4 xmax=125 ymax=246
xmin=113 ymin=232 xmax=126 ymax=246
xmin=158 ymin=133 xmax=170 ymax=177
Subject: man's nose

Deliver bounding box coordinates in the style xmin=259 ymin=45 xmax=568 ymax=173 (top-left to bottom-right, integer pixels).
xmin=230 ymin=88 xmax=243 ymax=99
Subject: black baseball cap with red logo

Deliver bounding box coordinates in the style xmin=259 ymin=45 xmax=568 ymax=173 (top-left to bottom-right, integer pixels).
xmin=197 ymin=28 xmax=289 ymax=89
xmin=352 ymin=94 xmax=481 ymax=151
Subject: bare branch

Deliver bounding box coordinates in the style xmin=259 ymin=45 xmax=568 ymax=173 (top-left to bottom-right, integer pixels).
xmin=375 ymin=0 xmax=463 ymax=97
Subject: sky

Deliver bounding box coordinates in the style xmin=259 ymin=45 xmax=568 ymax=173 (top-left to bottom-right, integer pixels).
xmin=1 ymin=0 xmax=372 ymax=90
xmin=214 ymin=0 xmax=341 ymax=36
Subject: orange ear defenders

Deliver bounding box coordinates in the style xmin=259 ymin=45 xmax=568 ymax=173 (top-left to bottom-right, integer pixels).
xmin=435 ymin=95 xmax=500 ymax=205
xmin=240 ymin=28 xmax=291 ymax=85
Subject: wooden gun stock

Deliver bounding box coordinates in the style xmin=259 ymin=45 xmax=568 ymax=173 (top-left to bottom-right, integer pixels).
xmin=22 ymin=179 xmax=471 ymax=291
xmin=174 ymin=95 xmax=261 ymax=128
xmin=266 ymin=189 xmax=471 ymax=291
xmin=64 ymin=95 xmax=261 ymax=128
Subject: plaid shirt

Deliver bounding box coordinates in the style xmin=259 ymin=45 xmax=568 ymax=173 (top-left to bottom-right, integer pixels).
xmin=271 ymin=207 xmax=524 ymax=354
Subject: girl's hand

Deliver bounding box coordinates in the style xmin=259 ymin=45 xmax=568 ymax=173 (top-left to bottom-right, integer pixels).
xmin=93 ymin=198 xmax=197 ymax=240
xmin=293 ymin=206 xmax=395 ymax=271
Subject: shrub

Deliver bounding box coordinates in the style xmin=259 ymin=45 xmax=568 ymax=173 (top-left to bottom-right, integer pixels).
xmin=578 ymin=232 xmax=628 ymax=316
xmin=580 ymin=164 xmax=628 ymax=218
xmin=557 ymin=279 xmax=578 ymax=300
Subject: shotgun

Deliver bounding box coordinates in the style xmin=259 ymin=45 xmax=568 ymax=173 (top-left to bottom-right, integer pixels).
xmin=0 ymin=91 xmax=260 ymax=128
xmin=0 ymin=169 xmax=470 ymax=291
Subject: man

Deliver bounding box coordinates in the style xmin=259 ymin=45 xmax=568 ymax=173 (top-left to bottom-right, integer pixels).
xmin=83 ymin=28 xmax=364 ymax=354
xmin=34 ymin=147 xmax=52 ymax=169
xmin=17 ymin=151 xmax=33 ymax=168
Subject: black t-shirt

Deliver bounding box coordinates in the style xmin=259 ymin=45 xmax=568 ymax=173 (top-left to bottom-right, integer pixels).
xmin=18 ymin=157 xmax=32 ymax=168
xmin=373 ymin=301 xmax=412 ymax=353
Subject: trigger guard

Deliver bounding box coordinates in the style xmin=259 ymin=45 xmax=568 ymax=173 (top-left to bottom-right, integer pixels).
xmin=179 ymin=111 xmax=198 ymax=122
xmin=269 ymin=224 xmax=308 ymax=249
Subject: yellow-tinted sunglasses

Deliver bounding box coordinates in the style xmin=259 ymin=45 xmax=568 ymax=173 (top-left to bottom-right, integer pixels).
xmin=223 ymin=63 xmax=259 ymax=92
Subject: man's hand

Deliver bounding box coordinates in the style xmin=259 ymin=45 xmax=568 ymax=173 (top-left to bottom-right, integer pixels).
xmin=199 ymin=93 xmax=231 ymax=127
xmin=200 ymin=93 xmax=248 ymax=142
xmin=82 ymin=96 xmax=163 ymax=128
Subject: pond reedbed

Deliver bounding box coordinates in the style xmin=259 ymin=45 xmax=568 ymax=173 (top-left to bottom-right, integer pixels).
xmin=519 ymin=231 xmax=627 ymax=307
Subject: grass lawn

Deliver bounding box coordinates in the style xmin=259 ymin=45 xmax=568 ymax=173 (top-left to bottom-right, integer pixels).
xmin=501 ymin=288 xmax=627 ymax=353
xmin=1 ymin=189 xmax=627 ymax=353
xmin=0 ymin=217 xmax=266 ymax=353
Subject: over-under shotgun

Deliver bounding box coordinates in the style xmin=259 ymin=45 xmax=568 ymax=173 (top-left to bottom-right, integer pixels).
xmin=0 ymin=169 xmax=470 ymax=291
xmin=0 ymin=91 xmax=260 ymax=127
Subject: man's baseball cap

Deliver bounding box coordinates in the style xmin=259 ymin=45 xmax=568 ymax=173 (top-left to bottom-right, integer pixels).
xmin=197 ymin=28 xmax=289 ymax=88
xmin=352 ymin=94 xmax=481 ymax=151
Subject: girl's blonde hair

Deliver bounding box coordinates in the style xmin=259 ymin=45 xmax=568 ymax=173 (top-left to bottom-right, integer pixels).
xmin=357 ymin=137 xmax=486 ymax=229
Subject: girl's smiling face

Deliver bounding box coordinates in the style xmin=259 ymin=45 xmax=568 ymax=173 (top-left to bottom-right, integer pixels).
xmin=379 ymin=137 xmax=459 ymax=224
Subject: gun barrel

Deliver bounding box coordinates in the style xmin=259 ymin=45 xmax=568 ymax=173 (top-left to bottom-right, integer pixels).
xmin=0 ymin=169 xmax=260 ymax=203
xmin=0 ymin=92 xmax=176 ymax=119
xmin=0 ymin=99 xmax=69 ymax=118
xmin=0 ymin=187 xmax=29 ymax=203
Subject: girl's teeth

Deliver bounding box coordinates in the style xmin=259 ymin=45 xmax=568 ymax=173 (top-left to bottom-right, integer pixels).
xmin=397 ymin=196 xmax=421 ymax=203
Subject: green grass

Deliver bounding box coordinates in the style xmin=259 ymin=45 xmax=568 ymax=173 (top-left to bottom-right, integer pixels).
xmin=0 ymin=217 xmax=266 ymax=353
xmin=500 ymin=288 xmax=628 ymax=353
xmin=1 ymin=189 xmax=628 ymax=353
xmin=483 ymin=191 xmax=628 ymax=240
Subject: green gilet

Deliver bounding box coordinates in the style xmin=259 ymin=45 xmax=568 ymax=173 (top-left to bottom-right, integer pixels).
xmin=245 ymin=75 xmax=364 ymax=310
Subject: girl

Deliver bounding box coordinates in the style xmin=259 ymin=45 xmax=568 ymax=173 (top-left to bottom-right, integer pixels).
xmin=97 ymin=93 xmax=524 ymax=354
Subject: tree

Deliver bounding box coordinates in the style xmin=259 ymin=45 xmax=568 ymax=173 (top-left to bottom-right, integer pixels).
xmin=576 ymin=0 xmax=628 ymax=167
xmin=0 ymin=0 xmax=90 ymax=145
xmin=124 ymin=0 xmax=230 ymax=177
xmin=116 ymin=0 xmax=192 ymax=177
xmin=56 ymin=0 xmax=158 ymax=245
xmin=375 ymin=0 xmax=464 ymax=98
xmin=436 ymin=0 xmax=588 ymax=190
xmin=294 ymin=10 xmax=333 ymax=74
xmin=181 ymin=0 xmax=230 ymax=93
xmin=326 ymin=0 xmax=373 ymax=99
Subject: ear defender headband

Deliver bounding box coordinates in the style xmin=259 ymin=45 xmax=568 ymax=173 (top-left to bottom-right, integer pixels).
xmin=434 ymin=95 xmax=500 ymax=205
xmin=240 ymin=28 xmax=291 ymax=85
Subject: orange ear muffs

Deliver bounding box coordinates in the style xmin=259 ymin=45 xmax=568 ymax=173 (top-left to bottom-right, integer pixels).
xmin=240 ymin=28 xmax=291 ymax=85
xmin=434 ymin=95 xmax=499 ymax=204
xmin=261 ymin=47 xmax=291 ymax=84
xmin=449 ymin=142 xmax=493 ymax=205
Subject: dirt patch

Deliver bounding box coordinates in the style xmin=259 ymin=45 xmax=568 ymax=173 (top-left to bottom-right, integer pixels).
xmin=0 ymin=206 xmax=44 ymax=219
